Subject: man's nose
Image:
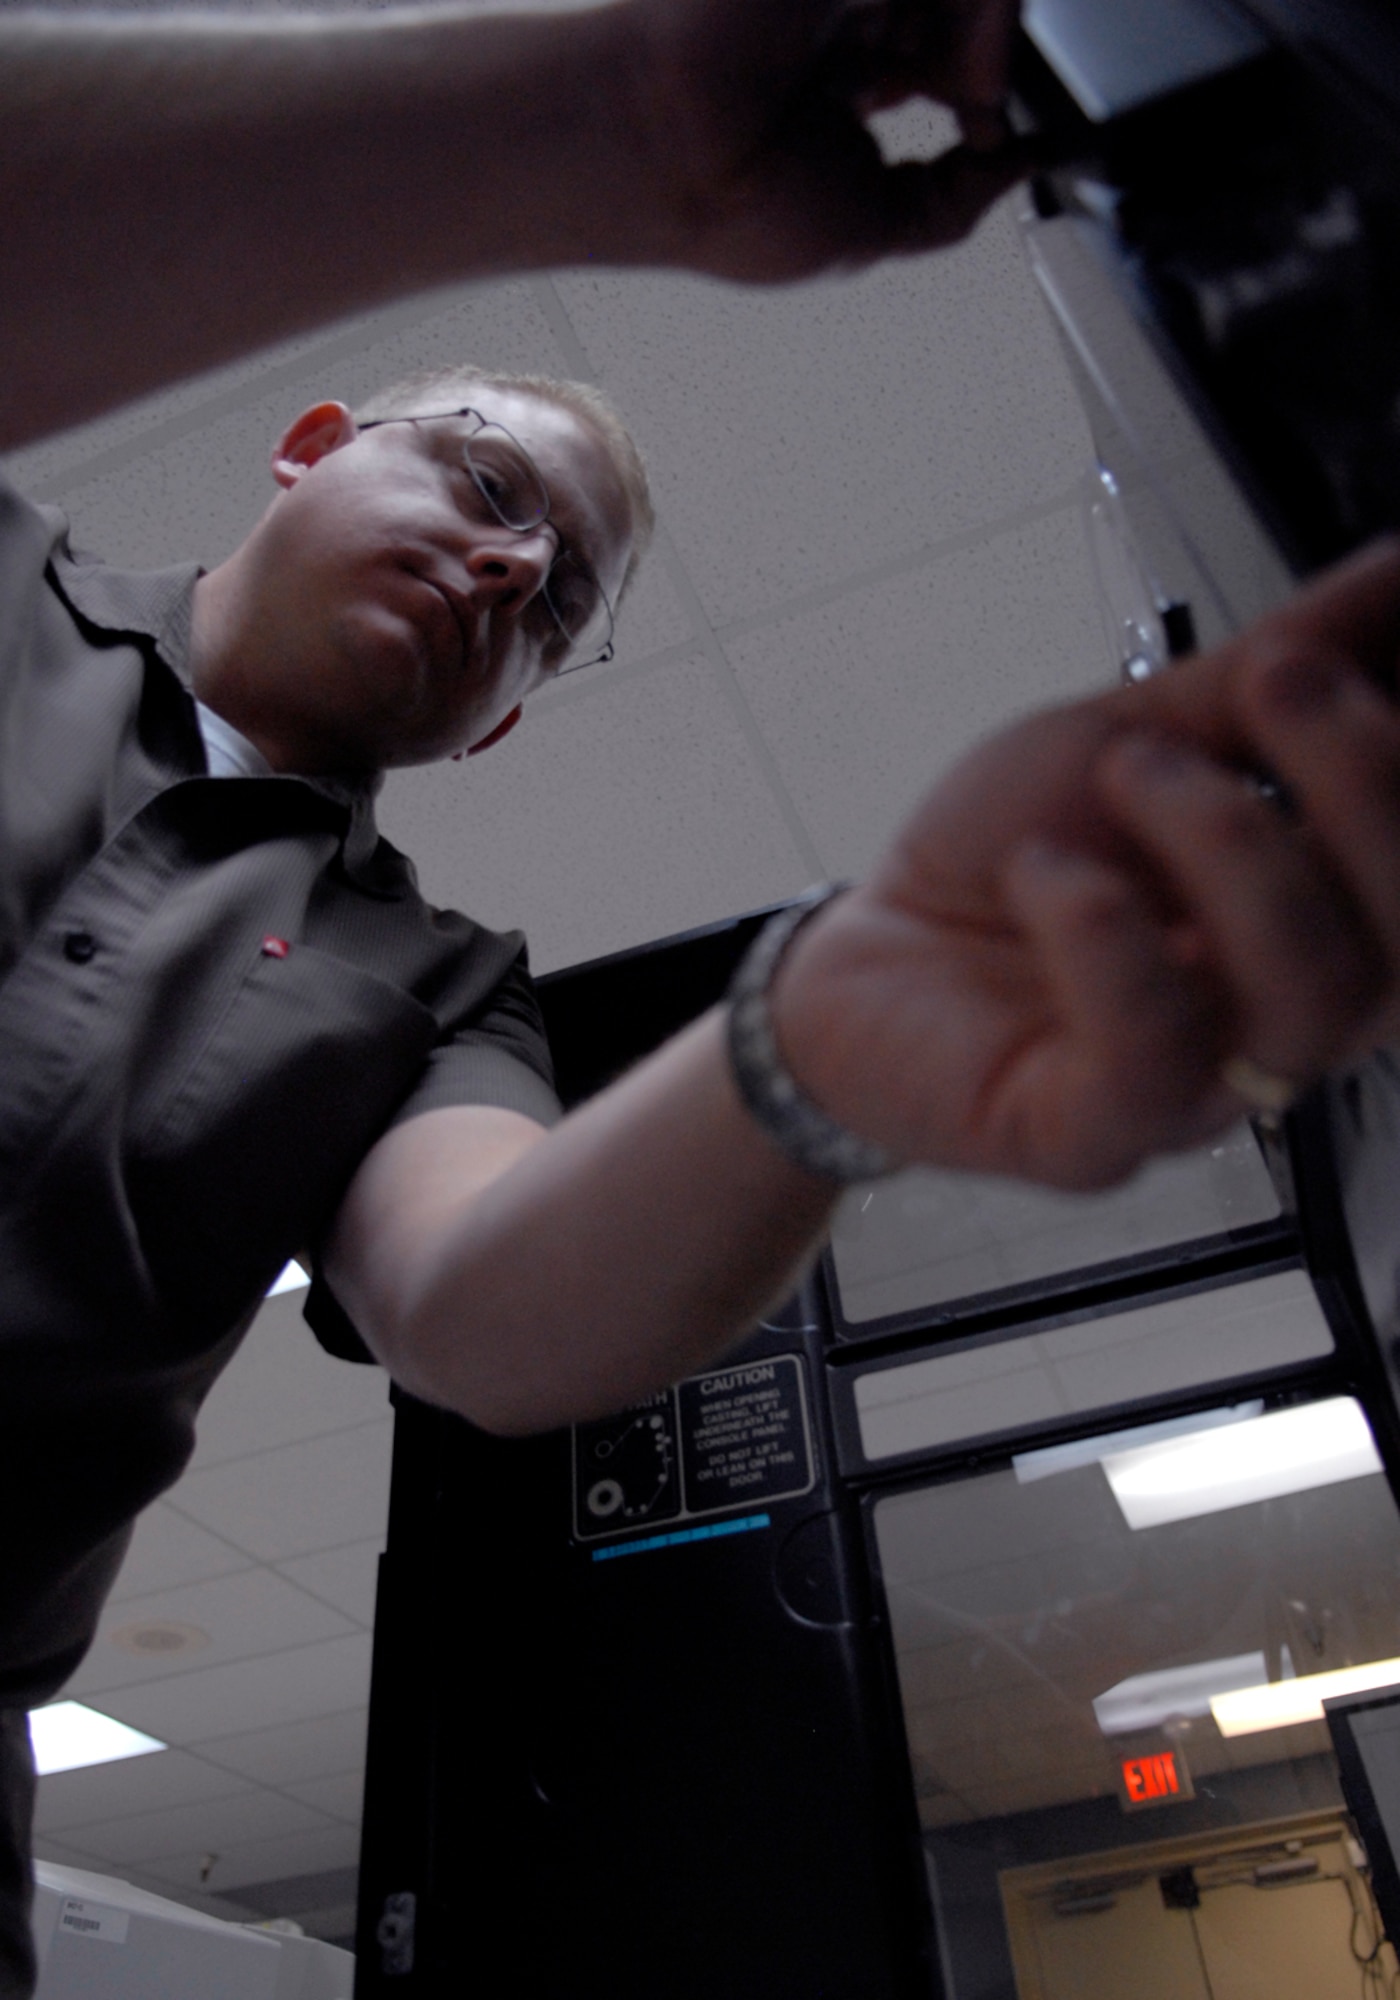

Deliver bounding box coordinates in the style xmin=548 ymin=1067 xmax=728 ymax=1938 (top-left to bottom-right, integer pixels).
xmin=464 ymin=527 xmax=553 ymax=612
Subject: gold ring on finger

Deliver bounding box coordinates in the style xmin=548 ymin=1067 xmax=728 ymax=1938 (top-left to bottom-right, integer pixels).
xmin=1220 ymin=1055 xmax=1298 ymax=1116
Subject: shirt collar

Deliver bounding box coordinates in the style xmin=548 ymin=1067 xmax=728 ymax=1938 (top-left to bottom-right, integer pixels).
xmin=45 ymin=509 xmax=388 ymax=886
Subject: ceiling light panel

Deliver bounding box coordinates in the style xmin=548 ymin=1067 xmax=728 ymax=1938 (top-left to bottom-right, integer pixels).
xmin=1093 ymin=1653 xmax=1267 ymax=1735
xmin=28 ymin=1701 xmax=166 ymax=1777
xmin=1103 ymin=1397 xmax=1382 ymax=1530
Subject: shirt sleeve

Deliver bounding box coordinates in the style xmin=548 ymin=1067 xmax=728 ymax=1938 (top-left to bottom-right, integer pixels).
xmin=385 ymin=949 xmax=562 ymax=1134
xmin=304 ymin=941 xmax=562 ymax=1365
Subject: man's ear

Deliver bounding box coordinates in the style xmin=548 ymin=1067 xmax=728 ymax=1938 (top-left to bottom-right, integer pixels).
xmin=271 ymin=401 xmax=358 ymax=489
xmin=466 ymin=706 xmax=523 ymax=757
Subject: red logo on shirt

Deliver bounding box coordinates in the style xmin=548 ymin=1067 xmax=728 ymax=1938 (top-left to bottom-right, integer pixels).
xmin=260 ymin=936 xmax=291 ymax=959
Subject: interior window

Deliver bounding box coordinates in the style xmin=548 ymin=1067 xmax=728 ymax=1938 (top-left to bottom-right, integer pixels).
xmin=873 ymin=1397 xmax=1400 ymax=1999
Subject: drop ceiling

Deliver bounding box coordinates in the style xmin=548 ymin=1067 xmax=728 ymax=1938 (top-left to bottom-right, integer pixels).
xmin=0 ymin=29 xmax=1120 ymax=1942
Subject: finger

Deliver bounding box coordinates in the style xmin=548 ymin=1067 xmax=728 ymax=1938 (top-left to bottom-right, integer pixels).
xmin=998 ymin=839 xmax=1235 ymax=1187
xmin=1237 ymin=651 xmax=1400 ymax=1038
xmin=832 ymin=0 xmax=1017 ymax=111
xmin=877 ymin=138 xmax=1030 ymax=254
xmin=711 ymin=106 xmax=1027 ymax=278
xmin=1098 ymin=733 xmax=1387 ymax=1077
xmin=1108 ymin=536 xmax=1400 ymax=758
xmin=955 ymin=103 xmax=1013 ymax=153
xmin=1248 ymin=534 xmax=1400 ymax=692
xmin=940 ymin=0 xmax=1020 ymax=110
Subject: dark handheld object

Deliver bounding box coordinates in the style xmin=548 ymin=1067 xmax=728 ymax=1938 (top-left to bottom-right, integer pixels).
xmin=1006 ymin=0 xmax=1400 ymax=700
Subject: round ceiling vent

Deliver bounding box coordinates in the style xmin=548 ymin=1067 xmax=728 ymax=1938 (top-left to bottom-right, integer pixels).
xmin=109 ymin=1620 xmax=211 ymax=1658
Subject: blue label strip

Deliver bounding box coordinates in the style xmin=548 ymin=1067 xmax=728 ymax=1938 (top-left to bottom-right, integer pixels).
xmin=590 ymin=1513 xmax=772 ymax=1563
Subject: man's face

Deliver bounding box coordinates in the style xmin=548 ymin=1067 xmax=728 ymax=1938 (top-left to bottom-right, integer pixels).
xmin=227 ymin=387 xmax=635 ymax=771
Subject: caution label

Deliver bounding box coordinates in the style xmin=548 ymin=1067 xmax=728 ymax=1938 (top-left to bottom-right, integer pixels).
xmin=573 ymin=1395 xmax=681 ymax=1539
xmin=572 ymin=1354 xmax=815 ymax=1541
xmin=678 ymin=1356 xmax=814 ymax=1511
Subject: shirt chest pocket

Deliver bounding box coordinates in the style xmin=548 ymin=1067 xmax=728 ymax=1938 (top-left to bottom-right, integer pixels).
xmin=128 ymin=944 xmax=439 ymax=1326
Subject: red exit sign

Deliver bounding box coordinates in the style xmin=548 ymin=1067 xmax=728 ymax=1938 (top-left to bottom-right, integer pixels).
xmin=1119 ymin=1750 xmax=1195 ymax=1811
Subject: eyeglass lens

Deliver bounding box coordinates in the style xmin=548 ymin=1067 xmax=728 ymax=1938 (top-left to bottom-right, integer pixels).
xmin=463 ymin=426 xmax=612 ymax=665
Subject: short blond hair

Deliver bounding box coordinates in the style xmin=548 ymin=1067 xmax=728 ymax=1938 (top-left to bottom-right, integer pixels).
xmin=355 ymin=365 xmax=653 ymax=599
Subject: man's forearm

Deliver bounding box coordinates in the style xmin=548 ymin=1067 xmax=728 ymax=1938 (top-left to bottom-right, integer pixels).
xmin=326 ymin=1007 xmax=839 ymax=1435
xmin=1 ymin=0 xmax=1026 ymax=450
xmin=0 ymin=4 xmax=650 ymax=449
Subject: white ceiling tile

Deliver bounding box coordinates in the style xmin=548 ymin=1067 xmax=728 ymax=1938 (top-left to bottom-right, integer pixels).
xmin=106 ymin=1503 xmax=251 ymax=1605
xmin=598 ymin=538 xmax=698 ymax=668
xmin=198 ymin=1709 xmax=369 ymax=1788
xmin=29 ymin=1837 xmax=107 ymax=1872
xmin=281 ymin=1768 xmax=365 ymax=1825
xmin=98 ymin=1633 xmax=372 ymax=1745
xmin=188 ymin=1290 xmax=389 ymax=1471
xmin=66 ymin=1566 xmax=358 ymax=1698
xmin=141 ymin=1823 xmax=362 ymax=1897
xmin=295 ymin=1899 xmax=359 ymax=1945
xmin=34 ymin=1750 xmax=252 ymax=1837
xmin=275 ymin=1541 xmax=383 ymax=1629
xmin=724 ymin=502 xmax=1114 ymax=877
xmin=376 ymin=653 xmax=812 ymax=971
xmin=554 ymin=200 xmax=1093 ymax=626
xmin=56 ymin=1789 xmax=332 ymax=1870
xmin=170 ymin=1421 xmax=393 ymax=1563
xmin=21 ymin=277 xmax=571 ymax=566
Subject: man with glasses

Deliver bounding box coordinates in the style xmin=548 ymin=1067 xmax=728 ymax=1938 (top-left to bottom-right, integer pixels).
xmin=5 ymin=0 xmax=1400 ymax=1990
xmin=0 ymin=0 xmax=1033 ymax=1976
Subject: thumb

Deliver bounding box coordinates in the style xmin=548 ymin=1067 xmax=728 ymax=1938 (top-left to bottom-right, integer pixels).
xmin=869 ymin=138 xmax=1030 ymax=259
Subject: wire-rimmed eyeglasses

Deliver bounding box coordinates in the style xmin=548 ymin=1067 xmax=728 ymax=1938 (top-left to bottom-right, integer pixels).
xmin=357 ymin=405 xmax=615 ymax=674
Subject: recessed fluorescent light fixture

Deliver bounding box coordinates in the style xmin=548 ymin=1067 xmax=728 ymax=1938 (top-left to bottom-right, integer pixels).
xmin=1103 ymin=1397 xmax=1382 ymax=1530
xmin=28 ymin=1701 xmax=166 ymax=1777
xmin=1212 ymin=1659 xmax=1400 ymax=1737
xmin=267 ymin=1261 xmax=309 ymax=1297
xmin=1093 ymin=1653 xmax=1267 ymax=1735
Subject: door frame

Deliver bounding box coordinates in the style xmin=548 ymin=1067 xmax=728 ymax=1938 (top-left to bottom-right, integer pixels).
xmin=999 ymin=1808 xmax=1357 ymax=2000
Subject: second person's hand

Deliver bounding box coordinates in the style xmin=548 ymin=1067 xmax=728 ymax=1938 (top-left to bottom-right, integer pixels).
xmin=767 ymin=537 xmax=1400 ymax=1191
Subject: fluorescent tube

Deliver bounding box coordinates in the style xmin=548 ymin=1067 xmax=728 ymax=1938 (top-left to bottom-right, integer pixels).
xmin=28 ymin=1701 xmax=166 ymax=1776
xmin=1103 ymin=1397 xmax=1381 ymax=1529
xmin=1212 ymin=1659 xmax=1400 ymax=1736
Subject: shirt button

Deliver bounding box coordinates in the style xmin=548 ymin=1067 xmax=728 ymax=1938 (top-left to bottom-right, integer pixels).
xmin=63 ymin=931 xmax=98 ymax=964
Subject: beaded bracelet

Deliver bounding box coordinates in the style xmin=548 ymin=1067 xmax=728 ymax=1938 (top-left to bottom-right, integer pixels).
xmin=726 ymin=885 xmax=894 ymax=1185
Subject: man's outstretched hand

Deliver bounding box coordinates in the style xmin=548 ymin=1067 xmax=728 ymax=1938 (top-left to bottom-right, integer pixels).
xmin=773 ymin=538 xmax=1400 ymax=1191
xmin=623 ymin=0 xmax=1025 ymax=278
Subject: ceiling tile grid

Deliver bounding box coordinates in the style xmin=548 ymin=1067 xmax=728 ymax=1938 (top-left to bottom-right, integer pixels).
xmin=194 ymin=1707 xmax=372 ymax=1792
xmin=32 ymin=1750 xmax=254 ymax=1840
xmin=168 ymin=1419 xmax=394 ymax=1564
xmin=186 ymin=1290 xmax=390 ymax=1470
xmin=91 ymin=1631 xmax=374 ymax=1748
xmin=104 ymin=1500 xmax=261 ymax=1602
xmin=551 ymin=205 xmax=1094 ymax=624
xmin=376 ymin=644 xmax=816 ymax=967
xmin=49 ymin=1788 xmax=334 ymax=1873
xmin=62 ymin=1568 xmax=357 ymax=1701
